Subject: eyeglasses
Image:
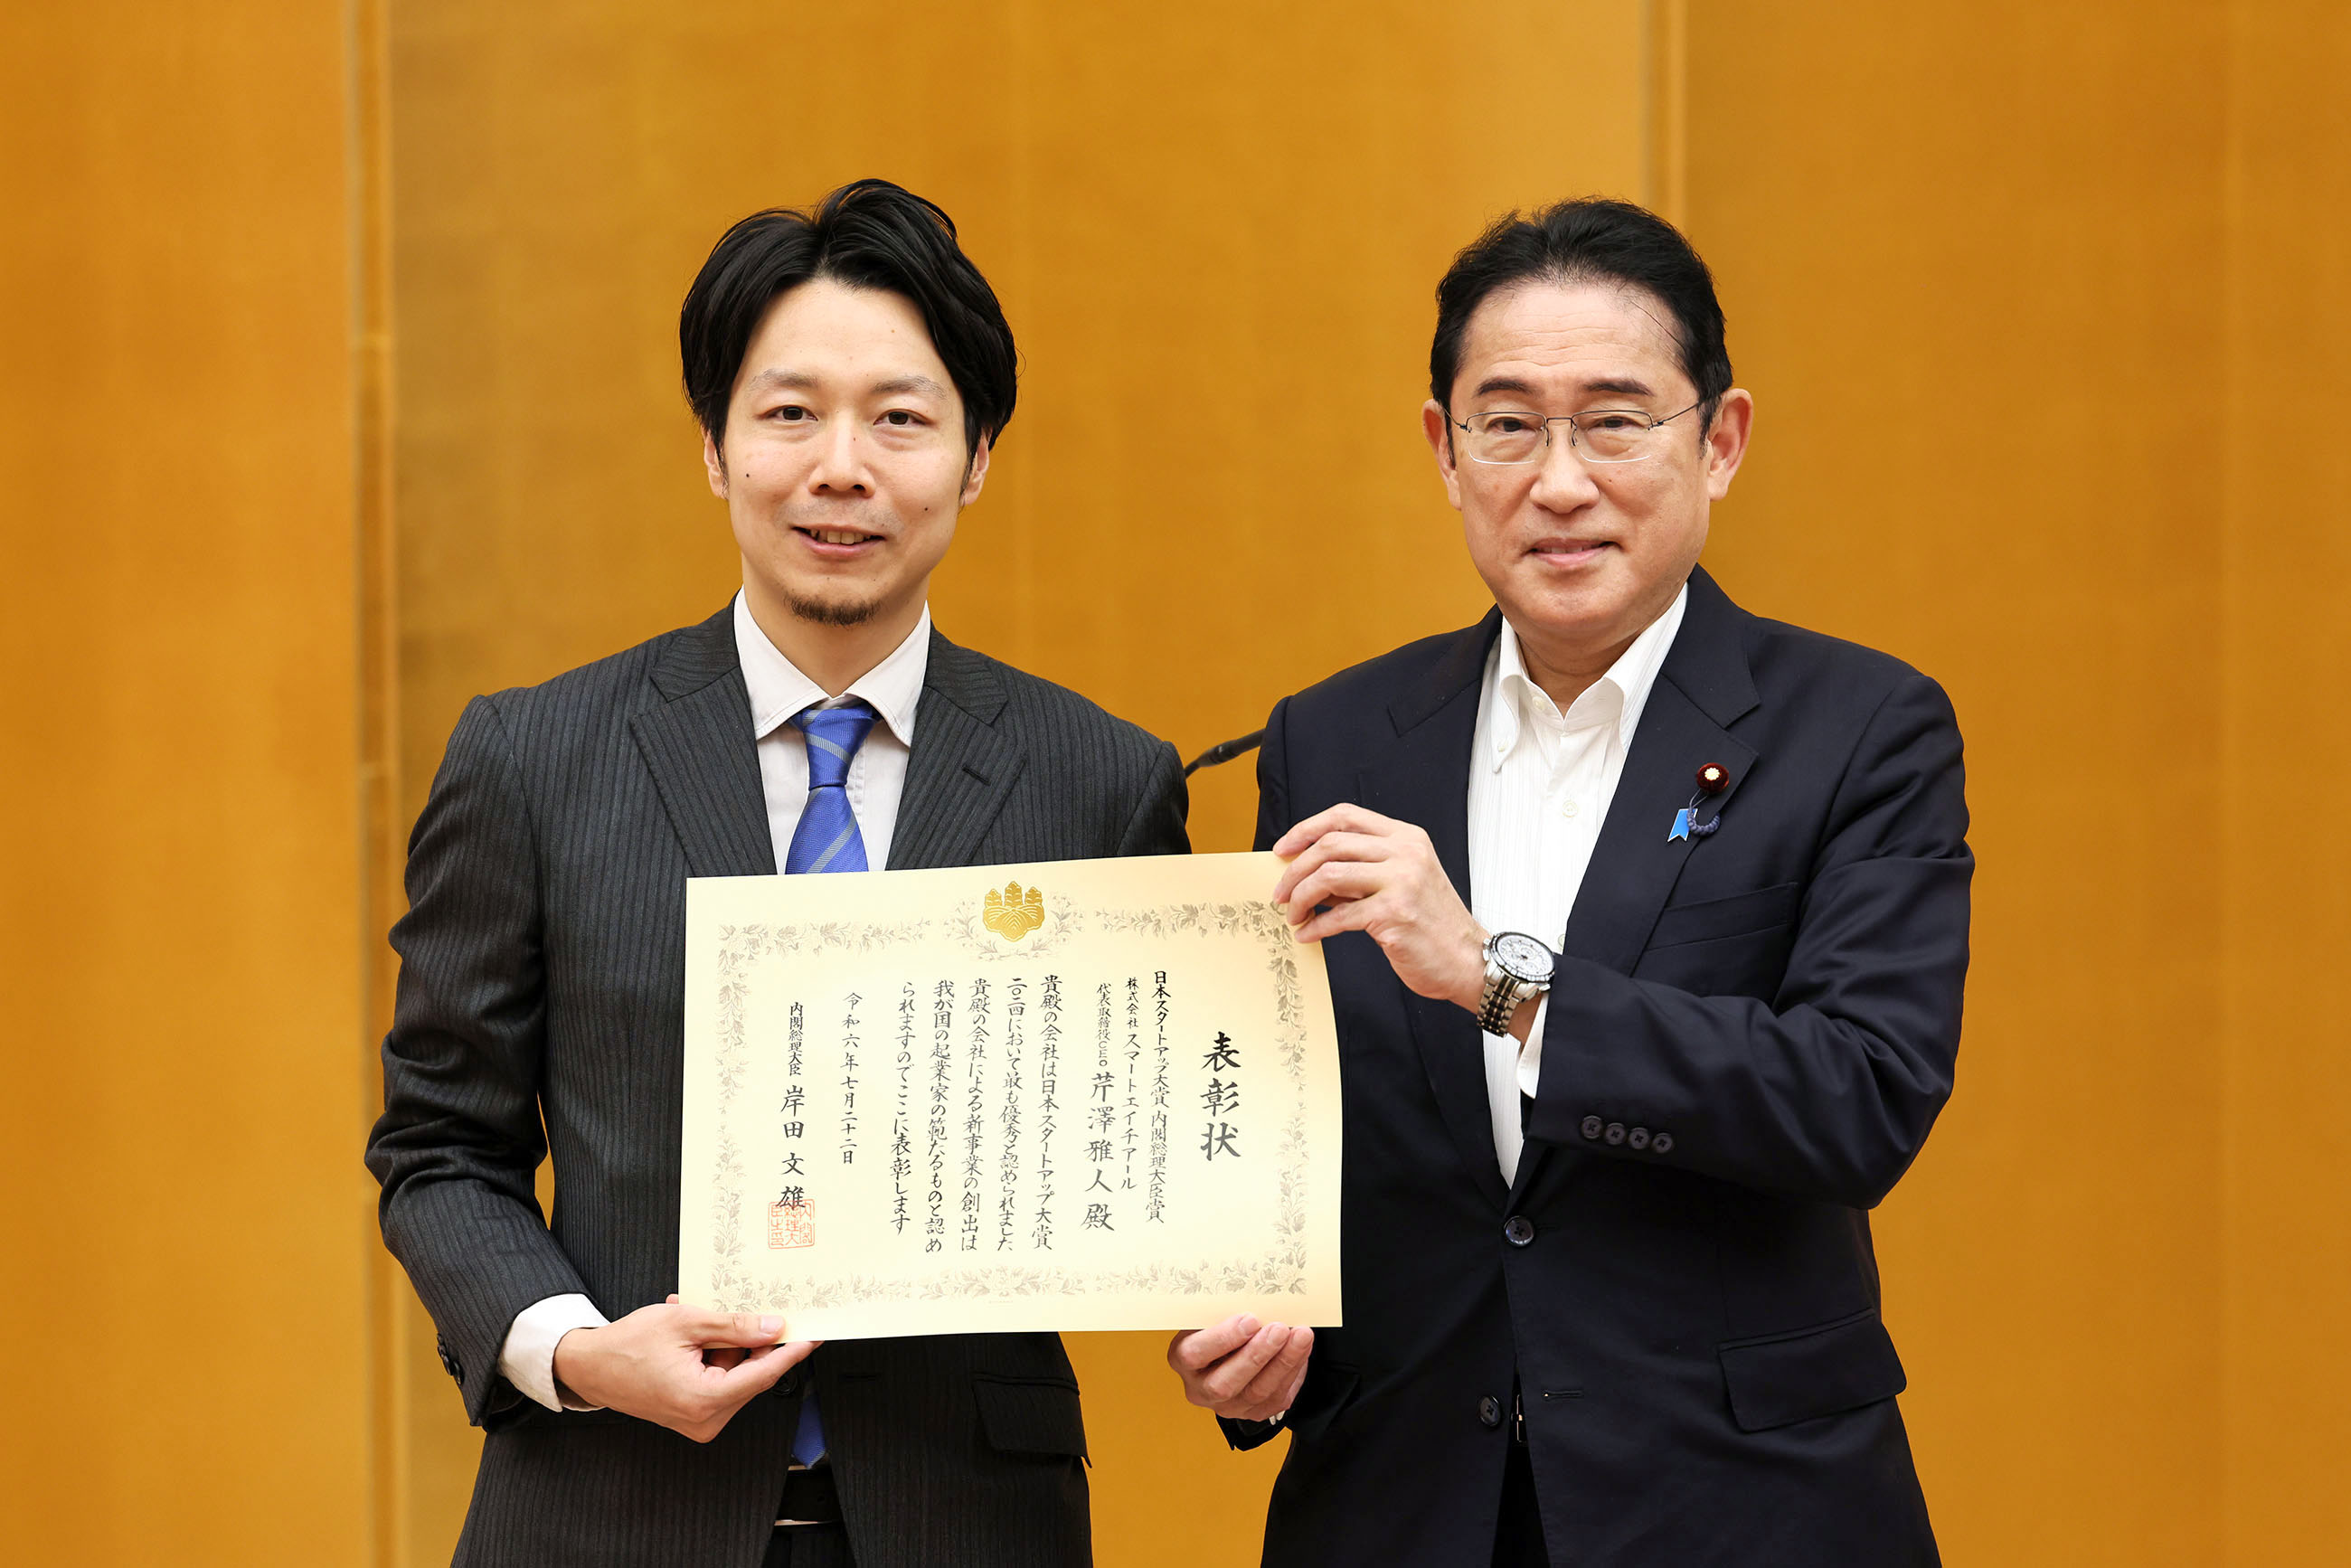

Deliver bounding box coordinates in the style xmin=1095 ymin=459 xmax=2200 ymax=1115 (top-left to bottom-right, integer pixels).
xmin=1449 ymin=401 xmax=1705 ymax=465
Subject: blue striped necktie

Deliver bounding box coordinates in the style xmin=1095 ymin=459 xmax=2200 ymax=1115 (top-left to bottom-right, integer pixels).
xmin=784 ymin=701 xmax=877 ymax=876
xmin=782 ymin=698 xmax=875 ymax=1466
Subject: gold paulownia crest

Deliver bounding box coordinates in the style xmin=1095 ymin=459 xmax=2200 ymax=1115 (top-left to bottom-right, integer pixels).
xmin=981 ymin=880 xmax=1046 ymax=941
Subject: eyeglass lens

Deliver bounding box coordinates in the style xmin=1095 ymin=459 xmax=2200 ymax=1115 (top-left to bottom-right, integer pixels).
xmin=1459 ymin=411 xmax=1660 ymax=465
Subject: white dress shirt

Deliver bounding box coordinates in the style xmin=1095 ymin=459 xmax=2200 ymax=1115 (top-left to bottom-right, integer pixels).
xmin=496 ymin=591 xmax=933 ymax=1412
xmin=1467 ymin=584 xmax=1685 ymax=1185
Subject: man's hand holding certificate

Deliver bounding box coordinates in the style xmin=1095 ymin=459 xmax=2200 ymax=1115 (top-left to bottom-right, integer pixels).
xmin=677 ymin=851 xmax=1344 ymax=1341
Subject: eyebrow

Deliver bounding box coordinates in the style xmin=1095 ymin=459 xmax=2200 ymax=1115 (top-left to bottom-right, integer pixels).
xmin=869 ymin=374 xmax=951 ymax=401
xmin=1471 ymin=373 xmax=1658 ymax=401
xmin=741 ymin=367 xmax=951 ymax=401
xmin=1472 ymin=375 xmax=1540 ymax=400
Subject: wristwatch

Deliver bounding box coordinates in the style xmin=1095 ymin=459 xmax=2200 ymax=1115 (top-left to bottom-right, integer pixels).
xmin=1476 ymin=930 xmax=1556 ymax=1035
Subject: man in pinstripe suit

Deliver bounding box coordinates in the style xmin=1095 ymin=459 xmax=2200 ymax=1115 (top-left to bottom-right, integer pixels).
xmin=366 ymin=181 xmax=1186 ymax=1567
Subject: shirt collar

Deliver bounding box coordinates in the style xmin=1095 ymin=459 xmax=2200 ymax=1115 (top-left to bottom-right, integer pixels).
xmin=1485 ymin=581 xmax=1689 ymax=770
xmin=731 ymin=590 xmax=930 ymax=750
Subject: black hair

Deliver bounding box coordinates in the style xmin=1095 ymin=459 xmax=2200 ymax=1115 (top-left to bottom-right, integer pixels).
xmin=1429 ymin=198 xmax=1732 ymax=430
xmin=680 ymin=179 xmax=1016 ymax=455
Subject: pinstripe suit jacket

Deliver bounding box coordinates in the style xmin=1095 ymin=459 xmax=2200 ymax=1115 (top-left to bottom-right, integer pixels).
xmin=366 ymin=605 xmax=1188 ymax=1568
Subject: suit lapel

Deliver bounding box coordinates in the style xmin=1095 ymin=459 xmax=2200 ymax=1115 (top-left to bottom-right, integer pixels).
xmin=1360 ymin=611 xmax=1508 ymax=1206
xmin=887 ymin=629 xmax=1026 ymax=872
xmin=1553 ymin=693 xmax=1756 ymax=970
xmin=1557 ymin=568 xmax=1761 ymax=971
xmin=1510 ymin=569 xmax=1761 ymax=1202
xmin=629 ymin=605 xmax=777 ymax=879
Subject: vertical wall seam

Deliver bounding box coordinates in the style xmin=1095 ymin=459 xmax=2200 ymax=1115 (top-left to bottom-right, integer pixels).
xmin=1650 ymin=0 xmax=1689 ymax=224
xmin=1640 ymin=0 xmax=1655 ymax=209
xmin=2215 ymin=1 xmax=2246 ymax=1560
xmin=347 ymin=0 xmax=405 ymax=1562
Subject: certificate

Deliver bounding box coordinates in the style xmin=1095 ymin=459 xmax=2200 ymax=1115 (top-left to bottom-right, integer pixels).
xmin=677 ymin=851 xmax=1344 ymax=1341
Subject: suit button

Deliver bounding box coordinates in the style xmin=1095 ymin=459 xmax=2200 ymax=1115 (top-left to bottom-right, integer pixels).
xmin=1604 ymin=1121 xmax=1627 ymax=1146
xmin=1651 ymin=1132 xmax=1674 ymax=1155
xmin=1504 ymin=1215 xmax=1535 ymax=1247
xmin=775 ymin=1368 xmax=805 ymax=1398
xmin=1478 ymin=1395 xmax=1504 ymax=1428
xmin=1581 ymin=1115 xmax=1603 ymax=1140
xmin=1628 ymin=1127 xmax=1650 ymax=1150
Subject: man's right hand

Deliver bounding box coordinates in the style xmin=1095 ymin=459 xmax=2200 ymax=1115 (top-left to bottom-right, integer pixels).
xmin=552 ymin=1294 xmax=819 ymax=1443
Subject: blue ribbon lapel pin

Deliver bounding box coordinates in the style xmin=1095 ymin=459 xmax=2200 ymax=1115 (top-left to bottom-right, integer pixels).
xmin=1668 ymin=761 xmax=1733 ymax=844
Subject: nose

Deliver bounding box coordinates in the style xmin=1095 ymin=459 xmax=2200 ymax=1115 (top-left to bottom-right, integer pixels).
xmin=1526 ymin=424 xmax=1602 ymax=512
xmin=807 ymin=420 xmax=872 ymax=496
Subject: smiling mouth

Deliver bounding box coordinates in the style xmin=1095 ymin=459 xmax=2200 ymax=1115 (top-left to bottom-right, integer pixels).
xmin=1532 ymin=539 xmax=1613 ymax=559
xmin=795 ymin=525 xmax=883 ymax=548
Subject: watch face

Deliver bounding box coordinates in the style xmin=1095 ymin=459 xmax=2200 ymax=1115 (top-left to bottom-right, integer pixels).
xmin=1491 ymin=931 xmax=1554 ymax=984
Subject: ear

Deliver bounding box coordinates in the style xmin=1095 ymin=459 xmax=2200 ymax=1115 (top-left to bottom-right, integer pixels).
xmin=703 ymin=430 xmax=730 ymax=499
xmin=1421 ymin=400 xmax=1465 ymax=512
xmin=1701 ymin=389 xmax=1753 ymax=501
xmin=958 ymin=432 xmax=994 ymax=509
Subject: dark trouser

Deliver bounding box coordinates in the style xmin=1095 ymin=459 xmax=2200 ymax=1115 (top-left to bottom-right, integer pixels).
xmin=1492 ymin=1423 xmax=1550 ymax=1567
xmin=762 ymin=1463 xmax=855 ymax=1568
xmin=762 ymin=1525 xmax=854 ymax=1568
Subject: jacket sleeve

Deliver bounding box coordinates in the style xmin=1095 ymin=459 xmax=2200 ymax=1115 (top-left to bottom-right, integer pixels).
xmin=1219 ymin=1413 xmax=1283 ymax=1451
xmin=364 ymin=695 xmax=589 ymax=1426
xmin=1525 ymin=672 xmax=1971 ymax=1209
xmin=1116 ymin=738 xmax=1192 ymax=857
xmin=1251 ymin=697 xmax=1293 ymax=854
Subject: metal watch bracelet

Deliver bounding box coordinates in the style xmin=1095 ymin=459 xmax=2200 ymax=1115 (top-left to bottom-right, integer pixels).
xmin=1476 ymin=962 xmax=1541 ymax=1035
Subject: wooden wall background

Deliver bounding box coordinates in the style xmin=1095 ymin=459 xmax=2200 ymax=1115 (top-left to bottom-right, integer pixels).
xmin=0 ymin=2 xmax=375 ymax=1562
xmin=2 ymin=2 xmax=2344 ymax=1563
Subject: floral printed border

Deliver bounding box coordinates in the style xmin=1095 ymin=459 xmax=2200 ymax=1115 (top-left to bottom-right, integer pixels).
xmin=704 ymin=901 xmax=1314 ymax=1309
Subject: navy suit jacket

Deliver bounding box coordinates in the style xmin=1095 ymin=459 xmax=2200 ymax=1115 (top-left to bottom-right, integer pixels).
xmin=1235 ymin=569 xmax=1967 ymax=1566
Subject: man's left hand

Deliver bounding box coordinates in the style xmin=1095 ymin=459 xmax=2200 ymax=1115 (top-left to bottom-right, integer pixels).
xmin=1167 ymin=1315 xmax=1316 ymax=1422
xmin=1272 ymin=804 xmax=1486 ymax=1011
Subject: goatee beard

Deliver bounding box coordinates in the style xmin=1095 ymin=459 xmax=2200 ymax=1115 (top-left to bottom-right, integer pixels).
xmin=785 ymin=590 xmax=883 ymax=628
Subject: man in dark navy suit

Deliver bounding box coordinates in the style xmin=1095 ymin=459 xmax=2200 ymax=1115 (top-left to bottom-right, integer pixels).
xmin=1167 ymin=201 xmax=1967 ymax=1565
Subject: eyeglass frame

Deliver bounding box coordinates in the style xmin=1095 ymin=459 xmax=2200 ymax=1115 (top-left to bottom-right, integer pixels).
xmin=1447 ymin=399 xmax=1709 ymax=465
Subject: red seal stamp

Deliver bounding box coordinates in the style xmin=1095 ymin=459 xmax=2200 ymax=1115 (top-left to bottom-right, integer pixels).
xmin=768 ymin=1198 xmax=815 ymax=1249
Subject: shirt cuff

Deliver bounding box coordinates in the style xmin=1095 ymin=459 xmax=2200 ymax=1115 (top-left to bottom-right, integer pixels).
xmin=1514 ymin=995 xmax=1550 ymax=1100
xmin=499 ymin=1293 xmax=611 ymax=1412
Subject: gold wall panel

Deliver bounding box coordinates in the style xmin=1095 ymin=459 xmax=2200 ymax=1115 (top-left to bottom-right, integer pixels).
xmin=2214 ymin=5 xmax=2351 ymax=1561
xmin=0 ymin=2 xmax=373 ymax=1563
xmin=1682 ymin=3 xmax=2351 ymax=1563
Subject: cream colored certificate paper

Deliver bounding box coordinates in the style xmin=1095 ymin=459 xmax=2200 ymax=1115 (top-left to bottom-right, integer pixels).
xmin=678 ymin=851 xmax=1342 ymax=1341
